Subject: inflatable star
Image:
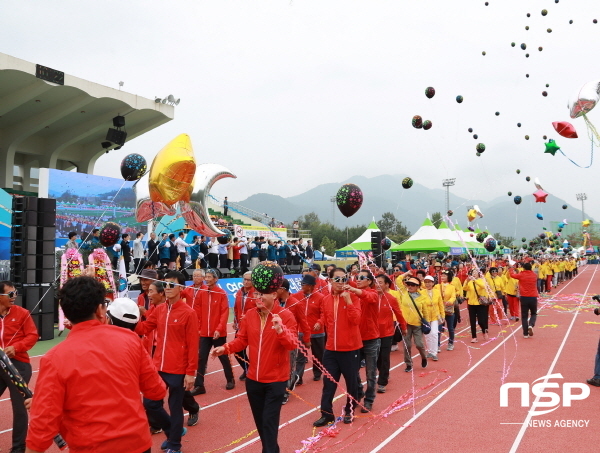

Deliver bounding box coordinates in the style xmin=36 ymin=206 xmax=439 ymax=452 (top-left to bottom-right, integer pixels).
xmin=544 ymin=139 xmax=560 ymax=156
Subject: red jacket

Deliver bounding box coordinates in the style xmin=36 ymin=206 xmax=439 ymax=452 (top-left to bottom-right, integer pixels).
xmin=233 ymin=287 xmax=258 ymax=328
xmin=26 ymin=320 xmax=166 ymax=453
xmin=509 ymin=270 xmax=539 ymax=297
xmin=198 ymin=285 xmax=229 ymax=337
xmin=225 ymin=305 xmax=297 ymax=383
xmin=378 ymin=292 xmax=406 ymax=337
xmin=358 ymin=287 xmax=380 ymax=341
xmin=135 ymin=300 xmax=199 ymax=375
xmin=284 ymin=294 xmax=312 ymax=341
xmin=322 ymin=292 xmax=362 ymax=351
xmin=182 ymin=284 xmax=206 ymax=321
xmin=315 ymin=278 xmax=329 ymax=295
xmin=0 ymin=305 xmax=38 ymax=363
xmin=295 ymin=290 xmax=325 ymax=335
xmin=137 ymin=291 xmax=150 ymax=312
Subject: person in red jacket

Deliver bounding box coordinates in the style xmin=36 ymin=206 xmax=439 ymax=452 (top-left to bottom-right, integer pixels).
xmin=26 ymin=276 xmax=166 ymax=453
xmin=191 ymin=269 xmax=234 ymax=395
xmin=293 ymin=274 xmax=325 ymax=383
xmin=276 ymin=279 xmax=311 ymax=404
xmin=135 ymin=271 xmax=199 ymax=453
xmin=509 ymin=262 xmax=539 ymax=339
xmin=233 ymin=271 xmax=258 ymax=380
xmin=343 ymin=269 xmax=379 ymax=413
xmin=181 ymin=269 xmax=206 ymax=320
xmin=137 ymin=269 xmax=158 ymax=318
xmin=211 ymin=284 xmax=297 ymax=453
xmin=314 ymin=268 xmax=362 ymax=427
xmin=0 ymin=281 xmax=37 ymax=453
xmin=375 ymin=274 xmax=406 ymax=394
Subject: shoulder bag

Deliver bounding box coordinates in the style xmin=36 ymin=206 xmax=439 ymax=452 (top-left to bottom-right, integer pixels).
xmin=473 ymin=280 xmax=493 ymax=306
xmin=408 ymin=292 xmax=432 ymax=334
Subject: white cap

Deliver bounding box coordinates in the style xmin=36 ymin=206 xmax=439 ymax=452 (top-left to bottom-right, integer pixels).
xmin=107 ymin=298 xmax=140 ymax=324
xmin=424 ymin=275 xmax=435 ymax=282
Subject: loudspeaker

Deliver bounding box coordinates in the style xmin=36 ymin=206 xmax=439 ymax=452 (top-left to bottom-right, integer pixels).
xmin=106 ymin=128 xmax=127 ymax=146
xmin=38 ymin=269 xmax=55 ymax=282
xmin=31 ymin=313 xmax=54 ymax=341
xmin=12 ymin=225 xmax=38 ymax=241
xmin=112 ymin=115 xmax=126 ymax=128
xmin=38 ymin=212 xmax=55 ymax=227
xmin=38 ymin=254 xmax=55 ymax=269
xmin=24 ymin=286 xmax=41 ymax=313
xmin=39 ymin=226 xmax=55 ymax=241
xmin=38 ymin=198 xmax=56 ymax=212
xmin=288 ymin=265 xmax=303 ymax=274
xmin=218 ymin=268 xmax=231 ymax=278
xmin=13 ymin=211 xmax=37 ymax=226
xmin=39 ymin=240 xmax=55 ymax=255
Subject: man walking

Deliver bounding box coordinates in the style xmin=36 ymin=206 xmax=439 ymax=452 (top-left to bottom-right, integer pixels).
xmin=233 ymin=272 xmax=258 ymax=380
xmin=120 ymin=233 xmax=132 ymax=275
xmin=509 ymin=262 xmax=539 ymax=338
xmin=147 ymin=232 xmax=160 ymax=267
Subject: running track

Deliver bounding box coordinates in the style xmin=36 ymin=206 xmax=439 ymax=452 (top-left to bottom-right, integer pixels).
xmin=1 ymin=265 xmax=599 ymax=452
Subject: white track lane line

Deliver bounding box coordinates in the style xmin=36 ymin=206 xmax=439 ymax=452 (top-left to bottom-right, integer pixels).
xmin=508 ymin=265 xmax=597 ymax=453
xmin=369 ymin=266 xmax=592 ymax=453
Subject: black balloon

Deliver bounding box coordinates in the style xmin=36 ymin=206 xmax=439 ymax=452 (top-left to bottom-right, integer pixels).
xmin=99 ymin=222 xmax=121 ymax=247
xmin=402 ymin=177 xmax=413 ymax=189
xmin=120 ymin=153 xmax=147 ymax=181
xmin=336 ymin=183 xmax=363 ymax=217
xmin=425 ymin=87 xmax=435 ymax=99
xmin=514 ymin=195 xmax=522 ymax=205
xmin=216 ymin=228 xmax=232 ymax=245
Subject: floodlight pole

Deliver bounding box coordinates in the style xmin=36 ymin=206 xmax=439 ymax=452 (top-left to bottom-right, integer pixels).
xmin=576 ymin=193 xmax=587 ymax=223
xmin=442 ymin=178 xmax=456 ymax=214
xmin=330 ymin=196 xmax=336 ymax=226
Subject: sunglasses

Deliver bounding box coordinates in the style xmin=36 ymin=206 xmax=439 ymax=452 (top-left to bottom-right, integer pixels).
xmin=0 ymin=290 xmax=17 ymax=298
xmin=356 ymin=275 xmax=370 ymax=281
xmin=405 ymin=283 xmax=419 ymax=287
xmin=164 ymin=281 xmax=177 ymax=289
xmin=331 ymin=276 xmax=348 ymax=283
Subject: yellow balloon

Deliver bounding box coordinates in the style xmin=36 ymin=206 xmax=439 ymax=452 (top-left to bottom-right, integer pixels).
xmin=149 ymin=134 xmax=196 ymax=205
xmin=467 ymin=209 xmax=477 ymax=222
xmin=583 ymin=219 xmax=591 ymax=227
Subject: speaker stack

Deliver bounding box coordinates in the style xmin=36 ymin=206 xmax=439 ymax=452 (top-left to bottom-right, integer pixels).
xmin=10 ymin=196 xmax=57 ymax=341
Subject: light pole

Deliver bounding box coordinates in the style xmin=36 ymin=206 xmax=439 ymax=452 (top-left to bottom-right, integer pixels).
xmin=576 ymin=193 xmax=587 ymax=222
xmin=330 ymin=196 xmax=336 ymax=226
xmin=442 ymin=178 xmax=456 ymax=214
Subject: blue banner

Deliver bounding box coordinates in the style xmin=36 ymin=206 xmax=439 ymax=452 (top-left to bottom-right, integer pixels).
xmin=215 ymin=274 xmax=303 ymax=307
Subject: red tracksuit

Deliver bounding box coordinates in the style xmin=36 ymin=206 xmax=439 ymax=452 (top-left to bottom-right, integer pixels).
xmin=358 ymin=288 xmax=380 ymax=341
xmin=322 ymin=293 xmax=362 ymax=351
xmin=198 ymin=286 xmax=229 ymax=338
xmin=0 ymin=305 xmax=38 ymax=363
xmin=378 ymin=292 xmax=407 ymax=336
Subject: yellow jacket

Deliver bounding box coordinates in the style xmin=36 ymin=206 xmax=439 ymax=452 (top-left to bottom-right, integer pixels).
xmin=399 ymin=290 xmax=427 ymax=326
xmin=419 ymin=288 xmax=444 ymax=321
xmin=463 ymin=278 xmax=487 ymax=305
xmin=435 ymin=282 xmax=457 ymax=314
xmin=389 ymin=289 xmax=402 ymax=321
xmin=543 ymin=262 xmax=554 ymax=276
xmin=451 ymin=277 xmax=463 ymax=297
xmin=503 ymin=272 xmax=519 ymax=296
xmin=486 ymin=274 xmax=505 ymax=294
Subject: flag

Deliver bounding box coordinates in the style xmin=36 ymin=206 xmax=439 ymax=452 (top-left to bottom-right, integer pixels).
xmin=117 ymin=256 xmax=128 ymax=298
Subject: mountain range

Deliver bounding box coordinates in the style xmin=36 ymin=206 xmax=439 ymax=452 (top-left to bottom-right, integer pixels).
xmin=236 ymin=175 xmax=590 ymax=240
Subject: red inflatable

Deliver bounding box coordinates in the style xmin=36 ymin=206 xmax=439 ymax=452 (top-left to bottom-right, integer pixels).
xmin=552 ymin=121 xmax=578 ymax=138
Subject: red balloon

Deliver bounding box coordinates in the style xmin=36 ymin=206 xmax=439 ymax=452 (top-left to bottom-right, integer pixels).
xmin=533 ymin=189 xmax=548 ymax=203
xmin=552 ymin=121 xmax=578 ymax=138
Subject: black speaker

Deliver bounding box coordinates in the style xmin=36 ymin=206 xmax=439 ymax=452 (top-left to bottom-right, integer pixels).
xmin=288 ymin=265 xmax=303 ymax=274
xmin=39 ymin=226 xmax=55 ymax=241
xmin=24 ymin=286 xmax=41 ymax=313
xmin=38 ymin=212 xmax=55 ymax=227
xmin=38 ymin=254 xmax=55 ymax=269
xmin=218 ymin=268 xmax=231 ymax=278
xmin=38 ymin=198 xmax=56 ymax=213
xmin=39 ymin=240 xmax=55 ymax=255
xmin=25 ymin=269 xmax=37 ymax=284
xmin=31 ymin=313 xmax=54 ymax=341
xmin=13 ymin=211 xmax=37 ymax=226
xmin=37 ymin=269 xmax=55 ymax=282
xmin=112 ymin=115 xmax=126 ymax=128
xmin=12 ymin=197 xmax=25 ymax=211
xmin=106 ymin=128 xmax=127 ymax=146
xmin=12 ymin=225 xmax=38 ymax=241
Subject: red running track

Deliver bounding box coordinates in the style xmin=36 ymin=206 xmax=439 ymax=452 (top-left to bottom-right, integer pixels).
xmin=1 ymin=266 xmax=599 ymax=452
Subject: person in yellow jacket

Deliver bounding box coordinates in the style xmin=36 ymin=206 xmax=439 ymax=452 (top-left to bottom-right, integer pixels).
xmin=542 ymin=259 xmax=554 ymax=292
xmin=551 ymin=259 xmax=560 ymax=288
xmin=486 ymin=267 xmax=507 ymax=324
xmin=398 ymin=277 xmax=429 ymax=372
xmin=420 ymin=276 xmax=444 ymax=361
xmin=463 ymin=268 xmax=489 ymax=343
xmin=436 ymin=270 xmax=457 ymax=351
xmin=502 ymin=265 xmax=520 ymax=320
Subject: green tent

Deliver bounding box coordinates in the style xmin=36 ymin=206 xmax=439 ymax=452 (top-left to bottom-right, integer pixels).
xmin=335 ymin=220 xmax=401 ymax=257
xmin=393 ymin=218 xmax=459 ymax=253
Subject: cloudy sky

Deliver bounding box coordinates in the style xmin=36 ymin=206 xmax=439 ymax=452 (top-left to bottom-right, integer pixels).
xmin=3 ymin=0 xmax=600 ymax=220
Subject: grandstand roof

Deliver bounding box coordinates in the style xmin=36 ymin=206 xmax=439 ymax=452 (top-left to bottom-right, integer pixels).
xmin=0 ymin=52 xmax=174 ymax=192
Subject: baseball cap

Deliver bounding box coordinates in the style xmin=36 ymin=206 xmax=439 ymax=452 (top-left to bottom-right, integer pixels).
xmin=107 ymin=298 xmax=140 ymax=331
xmin=301 ymin=275 xmax=316 ymax=286
xmin=405 ymin=277 xmax=421 ymax=286
xmin=280 ymin=279 xmax=290 ymax=291
xmin=310 ymin=263 xmax=322 ymax=271
xmin=424 ymin=275 xmax=435 ymax=282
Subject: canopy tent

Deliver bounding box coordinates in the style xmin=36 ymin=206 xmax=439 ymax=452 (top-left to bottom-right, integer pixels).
xmin=393 ymin=218 xmax=460 ymax=253
xmin=335 ymin=220 xmax=401 ymax=258
xmin=436 ymin=221 xmax=468 ymax=254
xmin=453 ymin=225 xmax=488 ymax=255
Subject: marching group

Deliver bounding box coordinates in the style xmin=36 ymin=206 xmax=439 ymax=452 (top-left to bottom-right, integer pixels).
xmin=0 ymin=252 xmax=585 ymax=453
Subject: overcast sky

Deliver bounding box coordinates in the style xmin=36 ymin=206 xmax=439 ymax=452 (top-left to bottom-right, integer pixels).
xmin=3 ymin=0 xmax=600 ymax=221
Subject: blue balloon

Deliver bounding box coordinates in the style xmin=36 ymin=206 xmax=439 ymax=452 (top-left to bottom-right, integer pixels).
xmin=536 ymin=213 xmax=544 ymax=220
xmin=514 ymin=195 xmax=522 ymax=205
xmin=558 ymin=222 xmax=565 ymax=228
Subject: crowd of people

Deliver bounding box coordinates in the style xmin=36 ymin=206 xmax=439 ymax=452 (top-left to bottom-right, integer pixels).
xmin=0 ymin=248 xmax=589 ymax=453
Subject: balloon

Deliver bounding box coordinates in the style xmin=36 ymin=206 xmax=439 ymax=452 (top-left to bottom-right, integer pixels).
xmin=180 ymin=163 xmax=237 ymax=237
xmin=558 ymin=228 xmax=562 ymax=232
xmin=508 ymin=191 xmax=512 ymax=196
xmin=436 ymin=251 xmax=445 ymax=260
xmin=525 ymin=135 xmax=530 ymax=140
xmin=533 ymin=189 xmax=548 ymax=202
xmin=120 ymin=153 xmax=147 ymax=181
xmin=562 ymin=204 xmax=567 ymax=209
xmin=563 ymin=219 xmax=569 ymax=225
xmin=473 ymin=205 xmax=484 ymax=218
xmin=473 ymin=134 xmax=478 ymax=139
xmin=536 ymin=213 xmax=544 ymax=220
xmin=517 ymin=123 xmax=522 ymax=127
xmin=552 ymin=121 xmax=578 ymax=138
xmin=251 ymin=261 xmax=284 ymax=294
xmin=336 ymin=183 xmax=363 ymax=217
xmin=522 ymin=237 xmax=526 ymax=242
xmin=583 ymin=219 xmax=591 ymax=227
xmin=476 ymin=152 xmax=481 ymax=157
xmin=476 ymin=143 xmax=486 ymax=153
xmin=468 ymin=128 xmax=473 ymax=133
xmin=539 ymin=233 xmax=546 ymax=239
xmin=541 ymin=9 xmax=548 ymax=16
xmin=516 ymin=169 xmax=521 ymax=174
xmin=402 ymin=177 xmax=413 ymax=189
xmin=568 ymin=80 xmax=600 ymax=118
xmin=526 ymin=176 xmax=531 ymax=182
xmin=456 ymin=95 xmax=464 ymax=103
xmin=467 ymin=209 xmax=477 ymax=222
xmin=216 ymin=228 xmax=231 ymax=245
xmin=544 ymin=139 xmax=560 ymax=156
xmin=484 ymin=237 xmax=497 ymax=252
xmin=447 ymin=210 xmax=453 ymax=216
xmin=514 ymin=196 xmax=522 ymax=205
xmin=495 ymin=112 xmax=500 ymax=116
xmin=542 ymin=91 xmax=548 ymax=97
xmin=149 ymin=134 xmax=196 ymax=205
xmin=381 ymin=237 xmax=392 ymax=251
xmin=534 ymin=177 xmax=544 ymax=191
xmin=412 ymin=115 xmax=423 ymax=129
xmin=476 ymin=232 xmax=486 ymax=243
xmin=511 ymin=42 xmax=516 ymax=47
xmin=99 ymin=222 xmax=121 ymax=247
xmin=423 ymin=120 xmax=432 ymax=130
xmin=521 ymin=43 xmax=526 ymax=50
xmin=558 ymin=223 xmax=565 ymax=228
xmin=425 ymin=87 xmax=435 ymax=99
xmin=468 ymin=226 xmax=475 ymax=232
xmin=134 ymin=172 xmax=176 ymax=223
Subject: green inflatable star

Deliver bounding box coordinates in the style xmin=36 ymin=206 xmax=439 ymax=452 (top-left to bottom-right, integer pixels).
xmin=544 ymin=139 xmax=560 ymax=156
